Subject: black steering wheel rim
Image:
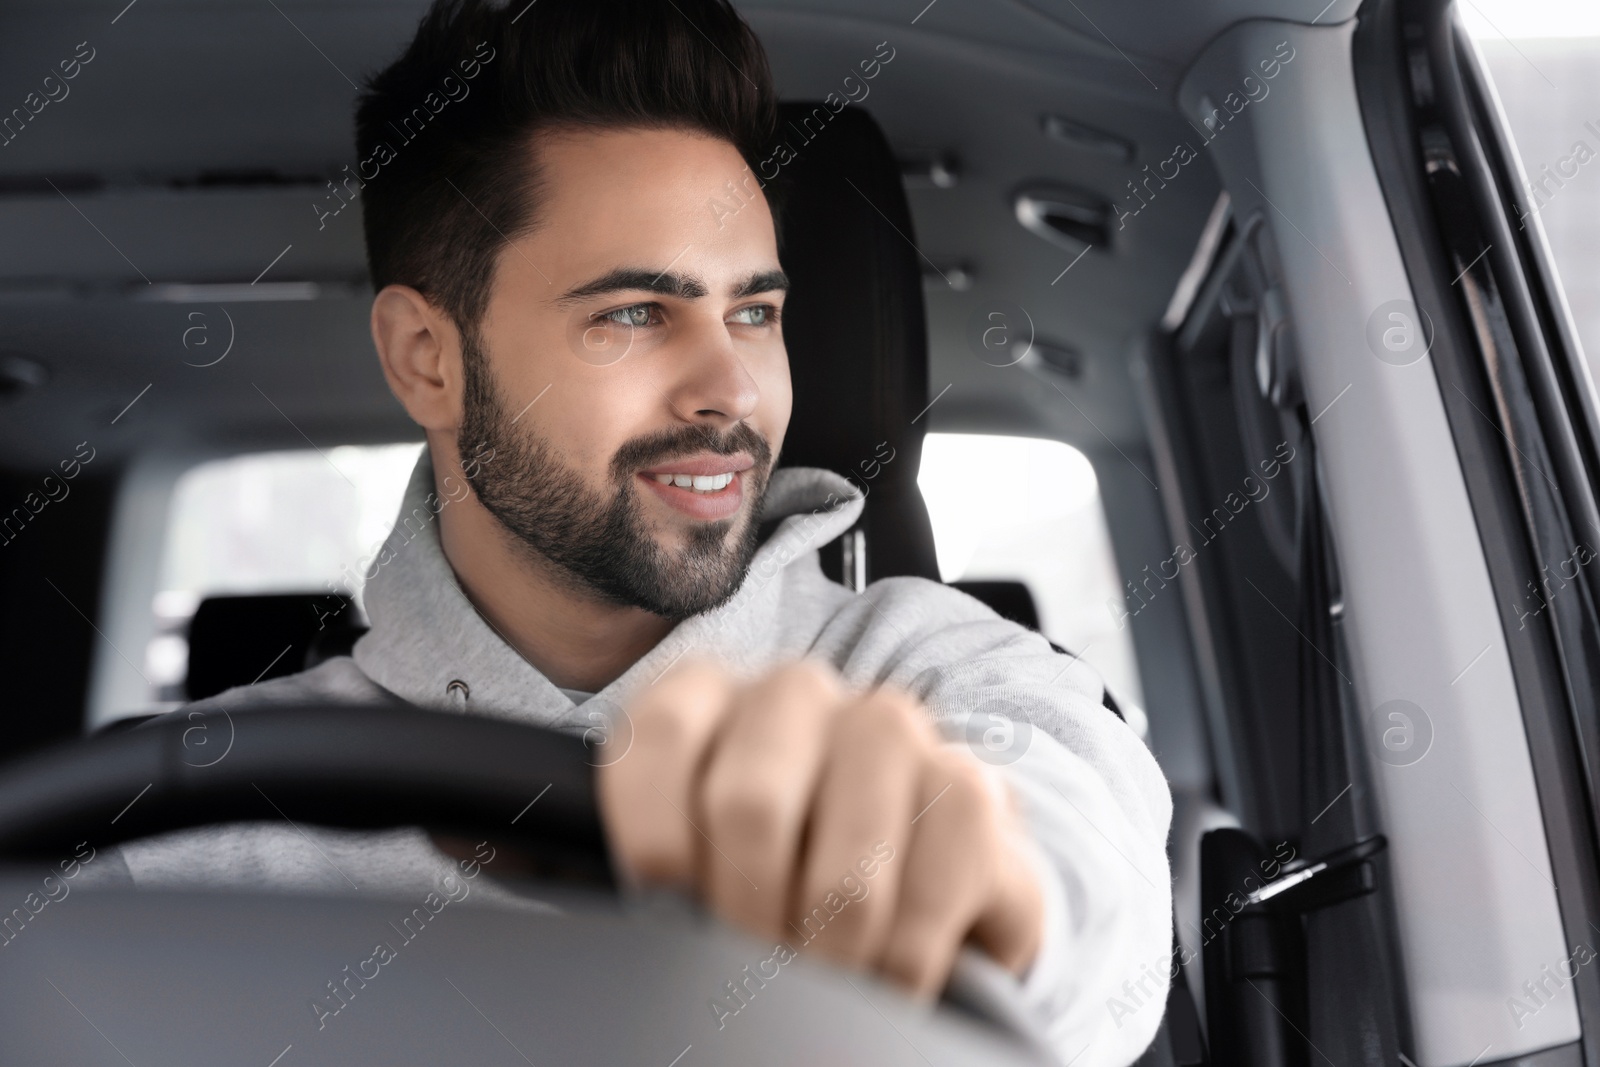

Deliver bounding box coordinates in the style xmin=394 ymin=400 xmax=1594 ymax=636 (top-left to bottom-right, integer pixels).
xmin=0 ymin=703 xmax=613 ymax=886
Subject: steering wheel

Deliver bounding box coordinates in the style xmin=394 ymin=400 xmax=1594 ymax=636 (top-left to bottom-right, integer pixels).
xmin=0 ymin=703 xmax=613 ymax=882
xmin=0 ymin=704 xmax=1059 ymax=1067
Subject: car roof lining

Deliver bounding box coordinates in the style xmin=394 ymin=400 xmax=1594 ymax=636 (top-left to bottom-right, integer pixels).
xmin=0 ymin=0 xmax=1356 ymax=472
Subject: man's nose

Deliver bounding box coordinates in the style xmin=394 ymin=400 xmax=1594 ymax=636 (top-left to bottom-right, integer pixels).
xmin=660 ymin=317 xmax=761 ymax=425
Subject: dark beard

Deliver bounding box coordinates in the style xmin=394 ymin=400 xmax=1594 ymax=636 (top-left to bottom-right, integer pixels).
xmin=456 ymin=334 xmax=775 ymax=620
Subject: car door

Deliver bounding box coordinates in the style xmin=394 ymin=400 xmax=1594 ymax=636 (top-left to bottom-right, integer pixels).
xmin=1139 ymin=0 xmax=1600 ymax=1064
xmin=1359 ymin=0 xmax=1600 ymax=1062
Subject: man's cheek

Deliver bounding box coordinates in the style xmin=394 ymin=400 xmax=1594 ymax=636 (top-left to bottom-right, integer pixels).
xmin=752 ymin=365 xmax=792 ymax=466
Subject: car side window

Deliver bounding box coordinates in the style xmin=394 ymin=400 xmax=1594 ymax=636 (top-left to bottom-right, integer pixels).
xmin=1463 ymin=1 xmax=1600 ymax=378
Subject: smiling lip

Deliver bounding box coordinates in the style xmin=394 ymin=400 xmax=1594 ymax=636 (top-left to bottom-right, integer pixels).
xmin=637 ymin=452 xmax=754 ymax=521
xmin=639 ymin=452 xmax=755 ymax=477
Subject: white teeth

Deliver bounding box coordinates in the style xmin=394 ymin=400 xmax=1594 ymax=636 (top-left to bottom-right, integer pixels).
xmin=650 ymin=471 xmax=735 ymax=492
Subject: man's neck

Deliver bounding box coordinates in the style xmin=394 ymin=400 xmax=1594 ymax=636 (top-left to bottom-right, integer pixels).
xmin=435 ymin=478 xmax=675 ymax=694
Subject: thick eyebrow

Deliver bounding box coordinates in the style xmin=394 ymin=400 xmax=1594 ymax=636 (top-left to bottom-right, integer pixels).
xmin=553 ymin=267 xmax=788 ymax=308
xmin=554 ymin=268 xmax=706 ymax=308
xmin=731 ymin=269 xmax=790 ymax=299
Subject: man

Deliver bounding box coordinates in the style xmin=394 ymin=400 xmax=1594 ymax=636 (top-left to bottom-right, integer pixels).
xmin=100 ymin=1 xmax=1173 ymax=1062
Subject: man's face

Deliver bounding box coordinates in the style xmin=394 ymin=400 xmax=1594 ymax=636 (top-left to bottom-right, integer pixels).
xmin=457 ymin=126 xmax=790 ymax=620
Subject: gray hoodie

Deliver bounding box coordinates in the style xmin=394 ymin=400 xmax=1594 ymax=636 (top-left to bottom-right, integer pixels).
xmin=98 ymin=450 xmax=1173 ymax=1067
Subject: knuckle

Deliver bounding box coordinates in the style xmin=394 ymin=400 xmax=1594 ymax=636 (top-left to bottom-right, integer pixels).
xmin=742 ymin=659 xmax=846 ymax=732
xmin=846 ymin=688 xmax=929 ymax=748
xmin=632 ymin=660 xmax=730 ymax=748
xmin=793 ymin=890 xmax=878 ymax=964
xmin=767 ymin=657 xmax=844 ymax=700
xmin=944 ymin=756 xmax=999 ymax=817
xmin=628 ymin=843 xmax=692 ymax=885
xmin=602 ymin=802 xmax=693 ymax=886
xmin=702 ymin=773 xmax=794 ymax=849
xmin=810 ymin=906 xmax=876 ymax=961
xmin=631 ymin=699 xmax=705 ymax=755
xmin=934 ymin=749 xmax=1003 ymax=822
xmin=879 ymin=934 xmax=942 ymax=992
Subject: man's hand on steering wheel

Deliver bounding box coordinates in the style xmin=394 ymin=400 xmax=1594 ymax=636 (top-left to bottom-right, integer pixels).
xmin=596 ymin=658 xmax=1045 ymax=998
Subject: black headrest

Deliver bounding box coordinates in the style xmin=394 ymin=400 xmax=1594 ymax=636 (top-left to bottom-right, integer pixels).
xmin=771 ymin=103 xmax=941 ymax=584
xmin=185 ymin=593 xmax=360 ymax=701
xmin=949 ymin=580 xmax=1041 ymax=631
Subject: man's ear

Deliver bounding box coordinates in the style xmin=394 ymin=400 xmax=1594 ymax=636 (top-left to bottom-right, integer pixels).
xmin=370 ymin=284 xmax=463 ymax=433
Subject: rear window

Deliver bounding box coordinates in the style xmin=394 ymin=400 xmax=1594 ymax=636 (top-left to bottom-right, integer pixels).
xmin=917 ymin=432 xmax=1143 ymax=708
xmin=146 ymin=444 xmax=422 ymax=700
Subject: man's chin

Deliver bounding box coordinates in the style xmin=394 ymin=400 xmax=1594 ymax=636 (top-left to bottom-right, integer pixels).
xmin=645 ymin=508 xmax=748 ymax=562
xmin=632 ymin=509 xmax=766 ymax=619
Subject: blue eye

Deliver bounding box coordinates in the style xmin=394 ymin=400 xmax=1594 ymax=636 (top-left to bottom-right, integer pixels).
xmin=729 ymin=304 xmax=776 ymax=326
xmin=600 ymin=304 xmax=656 ymax=327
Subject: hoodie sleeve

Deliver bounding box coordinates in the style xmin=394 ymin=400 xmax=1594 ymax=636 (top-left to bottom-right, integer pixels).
xmin=820 ymin=577 xmax=1175 ymax=1067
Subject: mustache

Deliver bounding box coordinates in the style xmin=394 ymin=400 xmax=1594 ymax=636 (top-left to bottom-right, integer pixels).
xmin=609 ymin=422 xmax=772 ymax=479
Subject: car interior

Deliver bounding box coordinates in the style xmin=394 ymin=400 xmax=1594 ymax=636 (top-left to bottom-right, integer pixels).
xmin=2 ymin=0 xmax=1599 ymax=1064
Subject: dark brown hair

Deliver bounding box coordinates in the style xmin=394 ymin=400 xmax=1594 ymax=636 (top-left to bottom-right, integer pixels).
xmin=355 ymin=0 xmax=778 ymax=337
